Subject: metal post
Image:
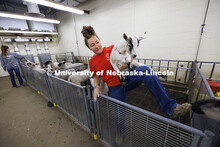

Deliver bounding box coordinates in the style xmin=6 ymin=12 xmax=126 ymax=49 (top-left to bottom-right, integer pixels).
xmin=24 ymin=43 xmax=31 ymax=55
xmin=209 ymin=63 xmax=215 ymax=79
xmin=191 ymin=135 xmax=200 ymax=147
xmin=200 ymin=130 xmax=215 ymax=147
xmin=71 ymin=52 xmax=74 ymax=63
xmin=93 ymin=101 xmax=102 ymax=139
xmin=175 ymin=61 xmax=179 ymax=82
xmin=12 ymin=42 xmax=20 ymax=53
xmin=184 ymin=62 xmax=190 ymax=84
xmin=44 ymin=42 xmax=49 ymax=53
xmin=36 ymin=42 xmax=41 ymax=54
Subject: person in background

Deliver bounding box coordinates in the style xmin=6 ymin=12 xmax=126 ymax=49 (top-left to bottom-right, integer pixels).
xmin=81 ymin=25 xmax=191 ymax=117
xmin=0 ymin=45 xmax=25 ymax=88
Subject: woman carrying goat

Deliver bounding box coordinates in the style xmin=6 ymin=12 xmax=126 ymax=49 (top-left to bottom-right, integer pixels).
xmin=81 ymin=25 xmax=191 ymax=117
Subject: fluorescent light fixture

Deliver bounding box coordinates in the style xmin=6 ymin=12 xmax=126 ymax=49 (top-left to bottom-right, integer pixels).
xmin=0 ymin=11 xmax=60 ymax=24
xmin=0 ymin=30 xmax=59 ymax=35
xmin=24 ymin=0 xmax=85 ymax=15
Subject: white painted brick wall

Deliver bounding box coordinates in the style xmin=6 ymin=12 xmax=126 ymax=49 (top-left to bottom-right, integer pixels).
xmin=57 ymin=0 xmax=219 ymax=63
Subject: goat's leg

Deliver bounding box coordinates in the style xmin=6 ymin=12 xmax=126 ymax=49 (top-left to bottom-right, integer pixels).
xmin=131 ymin=61 xmax=145 ymax=67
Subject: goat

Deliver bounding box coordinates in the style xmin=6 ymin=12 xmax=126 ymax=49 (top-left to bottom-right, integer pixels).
xmin=110 ymin=33 xmax=167 ymax=81
xmin=110 ymin=33 xmax=145 ymax=82
xmin=110 ymin=33 xmax=145 ymax=72
xmin=191 ymin=98 xmax=220 ymax=122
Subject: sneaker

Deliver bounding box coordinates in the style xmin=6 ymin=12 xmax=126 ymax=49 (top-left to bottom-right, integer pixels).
xmin=13 ymin=86 xmax=18 ymax=88
xmin=172 ymin=103 xmax=191 ymax=117
xmin=20 ymin=85 xmax=25 ymax=87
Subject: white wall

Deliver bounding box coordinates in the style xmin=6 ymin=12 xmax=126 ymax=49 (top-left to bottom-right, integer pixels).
xmin=57 ymin=0 xmax=220 ymax=62
xmin=197 ymin=0 xmax=220 ymax=61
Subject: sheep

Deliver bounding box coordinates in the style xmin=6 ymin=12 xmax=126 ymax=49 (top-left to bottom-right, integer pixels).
xmin=68 ymin=69 xmax=90 ymax=85
xmin=44 ymin=60 xmax=84 ymax=70
xmin=68 ymin=69 xmax=108 ymax=96
xmin=27 ymin=62 xmax=46 ymax=73
xmin=56 ymin=61 xmax=84 ymax=70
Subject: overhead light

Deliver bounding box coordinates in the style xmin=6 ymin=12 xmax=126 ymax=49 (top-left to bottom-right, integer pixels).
xmin=0 ymin=11 xmax=60 ymax=24
xmin=23 ymin=0 xmax=85 ymax=15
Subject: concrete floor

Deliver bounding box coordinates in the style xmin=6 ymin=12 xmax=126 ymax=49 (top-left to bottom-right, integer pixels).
xmin=0 ymin=76 xmax=103 ymax=147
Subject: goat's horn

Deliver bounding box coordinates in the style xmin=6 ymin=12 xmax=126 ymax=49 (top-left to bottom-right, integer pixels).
xmin=137 ymin=37 xmax=146 ymax=41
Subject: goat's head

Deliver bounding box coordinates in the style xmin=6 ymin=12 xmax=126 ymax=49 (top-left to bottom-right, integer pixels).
xmin=123 ymin=33 xmax=145 ymax=58
xmin=45 ymin=67 xmax=54 ymax=72
xmin=44 ymin=60 xmax=52 ymax=68
xmin=27 ymin=62 xmax=39 ymax=68
xmin=58 ymin=60 xmax=66 ymax=67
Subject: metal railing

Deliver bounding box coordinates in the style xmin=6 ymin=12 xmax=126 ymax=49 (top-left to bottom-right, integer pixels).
xmin=197 ymin=61 xmax=220 ymax=82
xmin=74 ymin=57 xmax=194 ymax=85
xmin=188 ymin=62 xmax=220 ymax=147
xmin=47 ymin=75 xmax=91 ymax=130
xmin=75 ymin=56 xmax=91 ymax=65
xmin=95 ymin=94 xmax=214 ymax=147
xmin=17 ymin=57 xmax=217 ymax=147
xmin=18 ymin=61 xmax=93 ymax=131
xmin=25 ymin=52 xmax=75 ymax=68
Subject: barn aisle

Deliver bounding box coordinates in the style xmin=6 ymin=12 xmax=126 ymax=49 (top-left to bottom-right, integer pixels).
xmin=0 ymin=76 xmax=103 ymax=147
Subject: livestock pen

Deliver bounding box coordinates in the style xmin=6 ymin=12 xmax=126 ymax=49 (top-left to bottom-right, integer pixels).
xmin=17 ymin=52 xmax=219 ymax=147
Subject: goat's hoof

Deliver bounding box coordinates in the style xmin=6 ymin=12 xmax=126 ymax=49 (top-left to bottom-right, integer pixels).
xmin=48 ymin=101 xmax=54 ymax=107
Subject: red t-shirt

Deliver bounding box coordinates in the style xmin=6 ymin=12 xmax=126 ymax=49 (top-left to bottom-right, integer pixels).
xmin=89 ymin=45 xmax=121 ymax=87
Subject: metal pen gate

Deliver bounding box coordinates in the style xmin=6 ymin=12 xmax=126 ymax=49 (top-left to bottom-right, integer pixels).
xmin=17 ymin=55 xmax=218 ymax=147
xmin=47 ymin=75 xmax=91 ymax=130
xmin=22 ymin=62 xmax=94 ymax=130
xmin=93 ymin=94 xmax=214 ymax=147
xmin=188 ymin=62 xmax=220 ymax=147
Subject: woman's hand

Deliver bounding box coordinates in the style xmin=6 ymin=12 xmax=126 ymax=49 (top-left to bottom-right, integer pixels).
xmin=118 ymin=56 xmax=134 ymax=71
xmin=93 ymin=87 xmax=101 ymax=102
xmin=118 ymin=63 xmax=128 ymax=71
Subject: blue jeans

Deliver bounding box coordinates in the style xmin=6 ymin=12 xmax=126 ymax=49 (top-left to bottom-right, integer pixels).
xmin=7 ymin=65 xmax=24 ymax=87
xmin=108 ymin=66 xmax=177 ymax=116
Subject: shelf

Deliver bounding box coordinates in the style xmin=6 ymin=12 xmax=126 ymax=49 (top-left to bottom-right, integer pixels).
xmin=0 ymin=30 xmax=58 ymax=35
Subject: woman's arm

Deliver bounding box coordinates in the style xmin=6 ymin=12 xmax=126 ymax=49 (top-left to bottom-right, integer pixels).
xmin=93 ymin=75 xmax=101 ymax=102
xmin=12 ymin=52 xmax=25 ymax=59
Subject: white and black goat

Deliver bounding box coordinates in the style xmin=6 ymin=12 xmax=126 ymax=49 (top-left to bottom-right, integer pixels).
xmin=110 ymin=33 xmax=145 ymax=72
xmin=110 ymin=33 xmax=167 ymax=82
xmin=191 ymin=98 xmax=220 ymax=122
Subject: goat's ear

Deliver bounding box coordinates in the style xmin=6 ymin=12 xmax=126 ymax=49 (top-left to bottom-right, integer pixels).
xmin=35 ymin=63 xmax=39 ymax=65
xmin=123 ymin=33 xmax=128 ymax=41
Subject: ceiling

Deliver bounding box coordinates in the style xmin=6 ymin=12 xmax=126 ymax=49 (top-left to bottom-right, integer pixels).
xmin=0 ymin=0 xmax=89 ymax=18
